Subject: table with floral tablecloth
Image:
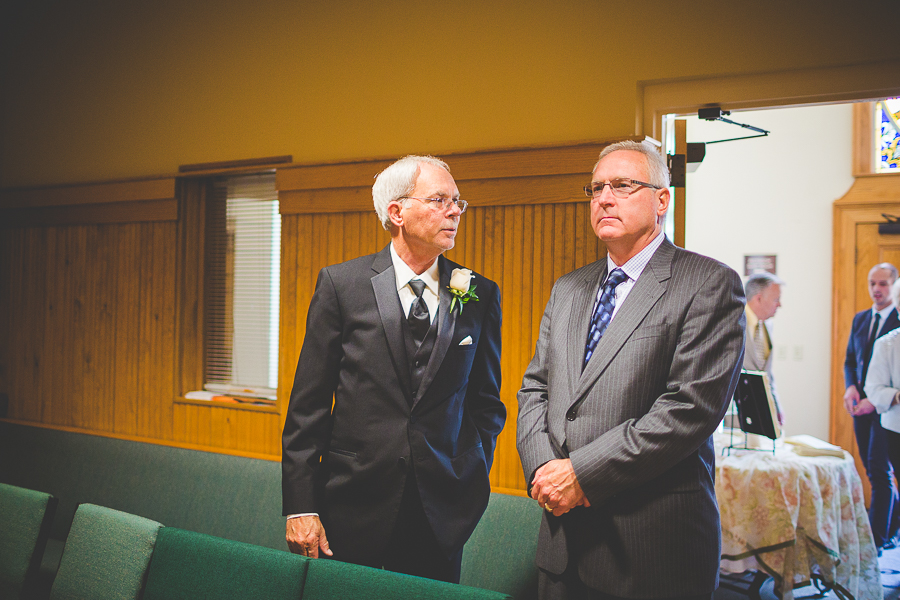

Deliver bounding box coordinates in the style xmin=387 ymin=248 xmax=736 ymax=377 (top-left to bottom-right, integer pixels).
xmin=714 ymin=438 xmax=881 ymax=600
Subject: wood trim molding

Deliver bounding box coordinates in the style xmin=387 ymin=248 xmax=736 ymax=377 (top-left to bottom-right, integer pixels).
xmin=277 ymin=137 xmax=653 ymax=215
xmin=0 ymin=177 xmax=176 ymax=209
xmin=1 ymin=198 xmax=177 ymax=227
xmin=0 ymin=418 xmax=281 ymax=462
xmin=639 ymin=60 xmax=900 ymax=147
xmin=852 ymin=102 xmax=875 ymax=176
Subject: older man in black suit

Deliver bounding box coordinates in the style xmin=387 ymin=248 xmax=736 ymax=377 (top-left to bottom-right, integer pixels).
xmin=518 ymin=140 xmax=745 ymax=599
xmin=282 ymin=155 xmax=505 ymax=583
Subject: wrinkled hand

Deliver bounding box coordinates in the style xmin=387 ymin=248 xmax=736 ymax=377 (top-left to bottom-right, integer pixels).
xmin=843 ymin=386 xmax=860 ymax=415
xmin=286 ymin=515 xmax=332 ymax=558
xmin=531 ymin=459 xmax=591 ymax=516
xmin=853 ymin=398 xmax=876 ymax=416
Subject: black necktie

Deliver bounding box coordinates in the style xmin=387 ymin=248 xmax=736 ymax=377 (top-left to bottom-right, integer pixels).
xmin=862 ymin=312 xmax=882 ymax=386
xmin=407 ymin=280 xmax=430 ymax=346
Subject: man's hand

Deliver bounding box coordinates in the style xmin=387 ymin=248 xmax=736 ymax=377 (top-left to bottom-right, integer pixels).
xmin=286 ymin=515 xmax=332 ymax=558
xmin=853 ymin=398 xmax=876 ymax=416
xmin=843 ymin=385 xmax=860 ymax=415
xmin=530 ymin=458 xmax=590 ymax=516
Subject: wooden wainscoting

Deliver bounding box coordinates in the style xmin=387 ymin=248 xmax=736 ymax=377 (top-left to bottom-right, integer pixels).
xmin=1 ymin=138 xmax=648 ymax=477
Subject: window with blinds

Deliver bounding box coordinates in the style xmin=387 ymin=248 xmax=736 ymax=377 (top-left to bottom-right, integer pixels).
xmin=204 ymin=173 xmax=280 ymax=399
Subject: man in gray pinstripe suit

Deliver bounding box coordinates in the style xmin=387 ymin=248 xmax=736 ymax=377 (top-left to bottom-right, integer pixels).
xmin=517 ymin=140 xmax=745 ymax=600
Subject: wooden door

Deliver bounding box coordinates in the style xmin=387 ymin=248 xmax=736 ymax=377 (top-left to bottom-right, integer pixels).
xmin=832 ymin=174 xmax=900 ymax=504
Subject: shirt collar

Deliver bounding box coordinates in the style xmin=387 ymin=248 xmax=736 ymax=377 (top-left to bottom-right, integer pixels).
xmin=390 ymin=243 xmax=440 ymax=296
xmin=874 ymin=304 xmax=895 ymax=320
xmin=606 ymin=230 xmax=665 ymax=283
xmin=746 ymin=305 xmax=761 ymax=330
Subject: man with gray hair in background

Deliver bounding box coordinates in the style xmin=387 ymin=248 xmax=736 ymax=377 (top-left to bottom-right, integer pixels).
xmin=282 ymin=155 xmax=505 ymax=582
xmin=743 ymin=271 xmax=785 ymax=424
xmin=845 ymin=262 xmax=900 ymax=552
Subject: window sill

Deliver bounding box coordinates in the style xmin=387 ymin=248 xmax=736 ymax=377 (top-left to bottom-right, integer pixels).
xmin=175 ymin=396 xmax=279 ymax=414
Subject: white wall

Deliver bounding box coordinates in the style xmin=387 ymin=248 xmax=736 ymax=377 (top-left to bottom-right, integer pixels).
xmin=684 ymin=104 xmax=855 ymax=441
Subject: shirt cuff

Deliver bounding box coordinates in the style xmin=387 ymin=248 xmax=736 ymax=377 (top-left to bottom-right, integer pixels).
xmin=287 ymin=513 xmax=319 ymax=519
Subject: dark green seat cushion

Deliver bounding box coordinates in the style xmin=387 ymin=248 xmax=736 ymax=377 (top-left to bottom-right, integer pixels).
xmin=49 ymin=503 xmax=162 ymax=600
xmin=0 ymin=483 xmax=57 ymax=599
xmin=304 ymin=558 xmax=512 ymax=600
xmin=460 ymin=493 xmax=541 ymax=600
xmin=142 ymin=527 xmax=308 ymax=600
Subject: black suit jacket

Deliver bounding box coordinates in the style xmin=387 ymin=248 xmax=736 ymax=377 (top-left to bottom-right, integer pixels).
xmin=282 ymin=245 xmax=505 ymax=565
xmin=844 ymin=306 xmax=900 ymax=396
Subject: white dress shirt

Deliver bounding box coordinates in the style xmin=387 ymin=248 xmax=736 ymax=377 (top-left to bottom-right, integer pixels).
xmin=594 ymin=230 xmax=665 ymax=323
xmin=390 ymin=243 xmax=439 ymax=324
xmin=866 ymin=327 xmax=900 ymax=434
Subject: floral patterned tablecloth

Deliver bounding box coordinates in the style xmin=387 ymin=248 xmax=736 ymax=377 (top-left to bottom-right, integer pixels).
xmin=714 ymin=439 xmax=881 ymax=600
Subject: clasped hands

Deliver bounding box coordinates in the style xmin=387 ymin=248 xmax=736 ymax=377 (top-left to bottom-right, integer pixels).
xmin=843 ymin=385 xmax=876 ymax=416
xmin=530 ymin=458 xmax=590 ymax=517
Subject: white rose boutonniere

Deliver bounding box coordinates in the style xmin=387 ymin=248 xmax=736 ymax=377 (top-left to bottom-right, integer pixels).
xmin=448 ymin=268 xmax=479 ymax=314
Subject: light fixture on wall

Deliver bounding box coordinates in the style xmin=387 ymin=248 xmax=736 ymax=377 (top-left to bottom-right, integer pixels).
xmin=879 ymin=213 xmax=900 ymax=235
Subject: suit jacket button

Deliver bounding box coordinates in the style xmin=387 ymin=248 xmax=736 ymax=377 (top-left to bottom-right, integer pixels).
xmin=398 ymin=457 xmax=407 ymax=470
xmin=566 ymin=410 xmax=576 ymax=421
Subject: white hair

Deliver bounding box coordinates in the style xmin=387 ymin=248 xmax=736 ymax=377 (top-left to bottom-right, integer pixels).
xmin=372 ymin=155 xmax=450 ymax=230
xmin=595 ymin=140 xmax=670 ymax=188
xmin=745 ymin=271 xmax=784 ymax=301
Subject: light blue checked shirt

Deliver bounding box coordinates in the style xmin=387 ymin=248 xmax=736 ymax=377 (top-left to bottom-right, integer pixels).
xmin=593 ymin=230 xmax=666 ymax=322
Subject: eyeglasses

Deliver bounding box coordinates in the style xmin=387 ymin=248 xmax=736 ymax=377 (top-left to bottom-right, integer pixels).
xmin=583 ymin=178 xmax=662 ymax=199
xmin=402 ymin=197 xmax=469 ymax=214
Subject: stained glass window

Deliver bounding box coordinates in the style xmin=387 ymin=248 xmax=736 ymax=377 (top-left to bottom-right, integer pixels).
xmin=877 ymin=99 xmax=900 ymax=172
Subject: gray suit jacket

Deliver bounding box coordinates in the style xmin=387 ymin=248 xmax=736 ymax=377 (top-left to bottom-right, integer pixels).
xmin=517 ymin=239 xmax=745 ymax=598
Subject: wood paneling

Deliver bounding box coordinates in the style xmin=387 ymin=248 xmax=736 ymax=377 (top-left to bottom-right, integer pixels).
xmin=2 ymin=139 xmax=637 ymax=476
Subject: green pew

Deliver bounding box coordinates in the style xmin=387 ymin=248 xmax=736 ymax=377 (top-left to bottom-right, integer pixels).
xmin=0 ymin=483 xmax=57 ymax=600
xmin=49 ymin=504 xmax=162 ymax=600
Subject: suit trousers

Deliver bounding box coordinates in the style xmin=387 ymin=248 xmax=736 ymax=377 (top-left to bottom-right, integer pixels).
xmin=538 ymin=564 xmax=713 ymax=600
xmin=854 ymin=411 xmax=899 ymax=548
xmin=382 ymin=471 xmax=463 ymax=583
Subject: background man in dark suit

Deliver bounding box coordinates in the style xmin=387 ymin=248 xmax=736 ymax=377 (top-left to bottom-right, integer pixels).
xmin=517 ymin=140 xmax=745 ymax=600
xmin=844 ymin=262 xmax=900 ymax=551
xmin=282 ymin=155 xmax=505 ymax=583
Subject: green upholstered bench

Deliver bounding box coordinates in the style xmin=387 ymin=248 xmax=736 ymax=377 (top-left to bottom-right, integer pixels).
xmin=0 ymin=483 xmax=57 ymax=600
xmin=304 ymin=554 xmax=511 ymax=600
xmin=0 ymin=420 xmax=540 ymax=599
xmin=142 ymin=527 xmax=307 ymax=600
xmin=144 ymin=527 xmax=511 ymax=600
xmin=49 ymin=504 xmax=162 ymax=600
xmin=461 ymin=492 xmax=541 ymax=600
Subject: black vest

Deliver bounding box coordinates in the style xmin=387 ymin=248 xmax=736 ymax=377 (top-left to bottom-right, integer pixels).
xmin=402 ymin=310 xmax=438 ymax=400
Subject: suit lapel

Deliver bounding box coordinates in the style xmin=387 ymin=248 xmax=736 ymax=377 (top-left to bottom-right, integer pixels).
xmin=573 ymin=240 xmax=674 ymax=404
xmin=880 ymin=308 xmax=900 ymax=339
xmin=371 ymin=246 xmax=413 ymax=402
xmin=566 ymin=261 xmax=606 ymax=395
xmin=414 ymin=255 xmax=457 ymax=407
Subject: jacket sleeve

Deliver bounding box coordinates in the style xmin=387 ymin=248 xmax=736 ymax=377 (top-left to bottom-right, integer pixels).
xmin=516 ymin=282 xmax=562 ymax=485
xmin=844 ymin=314 xmax=860 ymax=390
xmin=465 ymin=280 xmax=506 ymax=472
xmin=865 ymin=335 xmax=900 ymax=414
xmin=281 ymin=267 xmax=343 ymax=515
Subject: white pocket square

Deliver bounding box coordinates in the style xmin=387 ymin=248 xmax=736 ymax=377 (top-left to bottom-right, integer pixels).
xmin=458 ymin=336 xmax=473 ymax=346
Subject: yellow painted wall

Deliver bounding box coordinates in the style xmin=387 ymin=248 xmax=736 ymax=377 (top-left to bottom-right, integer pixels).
xmin=0 ymin=0 xmax=890 ymax=188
